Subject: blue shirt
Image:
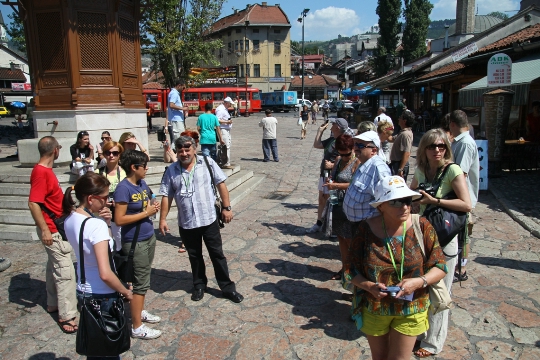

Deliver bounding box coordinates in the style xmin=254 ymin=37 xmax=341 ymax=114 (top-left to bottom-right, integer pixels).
xmin=159 ymin=156 xmax=227 ymax=229
xmin=196 ymin=113 xmax=220 ymax=145
xmin=113 ymin=179 xmax=155 ymax=242
xmin=168 ymin=88 xmax=184 ymax=122
xmin=343 ymin=156 xmax=391 ymax=222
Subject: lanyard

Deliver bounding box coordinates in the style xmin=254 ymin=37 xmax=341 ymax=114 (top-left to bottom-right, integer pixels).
xmin=181 ymin=162 xmax=196 ymax=191
xmin=382 ymin=218 xmax=406 ymax=282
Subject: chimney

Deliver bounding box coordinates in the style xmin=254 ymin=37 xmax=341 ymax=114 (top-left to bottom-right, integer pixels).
xmin=262 ymin=1 xmax=267 ymax=6
xmin=455 ymin=0 xmax=475 ymax=35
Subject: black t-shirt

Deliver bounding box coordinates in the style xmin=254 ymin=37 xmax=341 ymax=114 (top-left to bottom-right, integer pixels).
xmin=320 ymin=137 xmax=338 ymax=177
xmin=70 ymin=144 xmax=92 ymax=161
xmin=301 ymin=110 xmax=309 ymax=121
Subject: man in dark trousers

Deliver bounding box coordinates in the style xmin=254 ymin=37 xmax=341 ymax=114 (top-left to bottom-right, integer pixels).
xmin=159 ymin=135 xmax=243 ymax=303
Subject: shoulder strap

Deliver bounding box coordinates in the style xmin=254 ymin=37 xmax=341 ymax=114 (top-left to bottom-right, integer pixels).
xmin=202 ymin=156 xmax=219 ymax=200
xmin=411 ymin=214 xmax=426 ymax=258
xmin=431 ymin=163 xmax=455 ymax=197
xmin=39 ymin=203 xmax=58 ymax=221
xmin=78 ymin=218 xmax=92 ymax=285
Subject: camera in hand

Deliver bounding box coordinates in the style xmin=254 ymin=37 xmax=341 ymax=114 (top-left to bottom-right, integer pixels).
xmin=380 ymin=286 xmax=402 ymax=297
xmin=417 ymin=183 xmax=436 ymax=197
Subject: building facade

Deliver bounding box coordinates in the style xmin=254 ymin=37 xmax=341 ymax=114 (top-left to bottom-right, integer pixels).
xmin=207 ymin=3 xmax=291 ymax=93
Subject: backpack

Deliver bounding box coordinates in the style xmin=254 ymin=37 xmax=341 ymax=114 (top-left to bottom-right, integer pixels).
xmin=216 ymin=144 xmax=228 ymax=167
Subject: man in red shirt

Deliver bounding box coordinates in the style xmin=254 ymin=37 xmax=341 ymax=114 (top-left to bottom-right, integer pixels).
xmin=28 ymin=136 xmax=78 ymax=334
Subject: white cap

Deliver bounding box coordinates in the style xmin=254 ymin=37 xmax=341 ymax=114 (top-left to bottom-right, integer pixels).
xmin=370 ymin=176 xmax=422 ymax=208
xmin=354 ymin=130 xmax=381 ymax=149
xmin=224 ymin=97 xmax=233 ymax=103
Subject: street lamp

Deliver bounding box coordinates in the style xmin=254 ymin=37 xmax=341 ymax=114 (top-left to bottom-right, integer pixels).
xmin=297 ymin=8 xmax=309 ymax=103
xmin=243 ymin=20 xmax=250 ymax=117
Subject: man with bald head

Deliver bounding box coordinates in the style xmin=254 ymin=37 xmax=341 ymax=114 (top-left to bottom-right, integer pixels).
xmin=28 ymin=136 xmax=78 ymax=333
xmin=373 ymin=106 xmax=393 ymax=127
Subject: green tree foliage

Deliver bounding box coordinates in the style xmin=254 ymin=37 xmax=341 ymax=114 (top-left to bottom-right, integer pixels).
xmin=402 ymin=0 xmax=433 ymax=63
xmin=487 ymin=11 xmax=509 ymax=21
xmin=140 ymin=0 xmax=224 ymax=87
xmin=5 ymin=12 xmax=26 ymax=55
xmin=427 ymin=19 xmax=456 ymax=39
xmin=375 ymin=0 xmax=402 ymax=76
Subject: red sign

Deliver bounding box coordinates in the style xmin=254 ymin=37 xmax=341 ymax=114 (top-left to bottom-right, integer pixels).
xmin=11 ymin=83 xmax=32 ymax=91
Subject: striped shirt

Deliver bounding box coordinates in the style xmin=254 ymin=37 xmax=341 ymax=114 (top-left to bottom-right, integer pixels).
xmin=343 ymin=155 xmax=391 ymax=222
xmin=159 ymin=156 xmax=227 ymax=229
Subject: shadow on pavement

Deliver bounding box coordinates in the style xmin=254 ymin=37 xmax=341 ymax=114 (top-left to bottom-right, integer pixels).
xmin=261 ymin=222 xmax=312 ymax=236
xmin=279 ymin=241 xmax=340 ymax=261
xmin=28 ymin=354 xmax=70 ymax=360
xmin=474 ymin=257 xmax=540 ymax=274
xmin=255 ymin=259 xmax=334 ymax=282
xmin=239 ymin=157 xmax=263 ymax=162
xmin=150 ymin=268 xmax=193 ymax=294
xmin=281 ymin=202 xmax=318 ymax=210
xmin=253 ymin=279 xmax=362 ymax=341
xmin=8 ymin=273 xmax=47 ymax=311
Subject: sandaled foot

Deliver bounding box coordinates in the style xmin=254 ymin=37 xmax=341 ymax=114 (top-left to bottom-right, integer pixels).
xmin=331 ymin=270 xmax=343 ymax=280
xmin=453 ymin=271 xmax=469 ymax=283
xmin=414 ymin=348 xmax=434 ymax=358
xmin=58 ymin=318 xmax=78 ymax=334
xmin=178 ymin=246 xmax=186 ymax=253
xmin=47 ymin=306 xmax=58 ymax=313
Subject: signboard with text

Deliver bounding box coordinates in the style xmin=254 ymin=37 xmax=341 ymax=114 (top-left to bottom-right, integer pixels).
xmin=451 ymin=42 xmax=478 ymax=62
xmin=11 ymin=83 xmax=32 ymax=91
xmin=476 ymin=140 xmax=488 ymax=190
xmin=487 ymin=53 xmax=512 ymax=87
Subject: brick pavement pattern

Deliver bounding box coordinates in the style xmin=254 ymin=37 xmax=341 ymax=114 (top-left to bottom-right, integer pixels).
xmin=0 ymin=115 xmax=539 ymax=359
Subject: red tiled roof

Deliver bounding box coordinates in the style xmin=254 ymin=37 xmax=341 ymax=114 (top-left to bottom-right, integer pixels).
xmin=416 ymin=62 xmax=465 ymax=81
xmin=0 ymin=68 xmax=26 ymax=81
xmin=290 ymin=74 xmax=341 ymax=88
xmin=210 ymin=4 xmax=289 ymax=34
xmin=143 ymin=82 xmax=165 ymax=89
xmin=475 ymin=23 xmax=540 ymax=55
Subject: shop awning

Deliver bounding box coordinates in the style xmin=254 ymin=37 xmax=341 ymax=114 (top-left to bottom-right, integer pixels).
xmin=459 ymin=53 xmax=540 ymax=107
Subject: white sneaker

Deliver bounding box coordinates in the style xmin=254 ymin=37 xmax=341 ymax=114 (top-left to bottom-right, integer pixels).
xmin=141 ymin=310 xmax=161 ymax=324
xmin=131 ymin=324 xmax=162 ymax=339
xmin=306 ymin=223 xmax=321 ymax=234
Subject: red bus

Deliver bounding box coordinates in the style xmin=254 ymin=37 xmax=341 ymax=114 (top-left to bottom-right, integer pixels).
xmin=142 ymin=87 xmax=262 ymax=117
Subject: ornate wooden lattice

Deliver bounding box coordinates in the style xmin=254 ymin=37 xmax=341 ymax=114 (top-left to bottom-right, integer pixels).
xmin=77 ymin=12 xmax=110 ymax=69
xmin=35 ymin=12 xmax=66 ymax=71
xmin=119 ymin=17 xmax=136 ymax=74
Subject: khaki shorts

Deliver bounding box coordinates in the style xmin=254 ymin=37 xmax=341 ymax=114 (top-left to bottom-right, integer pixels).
xmin=361 ymin=307 xmax=429 ymax=337
xmin=122 ymin=234 xmax=156 ymax=295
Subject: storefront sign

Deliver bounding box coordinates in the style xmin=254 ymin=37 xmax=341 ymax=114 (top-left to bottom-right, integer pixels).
xmin=476 ymin=140 xmax=488 ymax=190
xmin=451 ymin=42 xmax=478 ymax=62
xmin=269 ymin=77 xmax=285 ymax=82
xmin=11 ymin=83 xmax=32 ymax=91
xmin=487 ymin=53 xmax=512 ymax=87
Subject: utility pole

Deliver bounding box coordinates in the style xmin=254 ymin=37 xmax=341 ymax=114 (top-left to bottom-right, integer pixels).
xmin=244 ymin=20 xmax=250 ymax=117
xmin=297 ymin=9 xmax=309 ymax=102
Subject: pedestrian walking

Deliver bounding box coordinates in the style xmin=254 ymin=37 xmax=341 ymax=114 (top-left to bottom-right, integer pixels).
xmin=197 ymin=102 xmax=224 ymax=161
xmin=259 ymin=109 xmax=279 ymax=162
xmin=311 ymin=101 xmax=319 ymax=124
xmin=165 ymin=79 xmax=189 ymax=148
xmin=300 ymin=105 xmax=310 ymax=140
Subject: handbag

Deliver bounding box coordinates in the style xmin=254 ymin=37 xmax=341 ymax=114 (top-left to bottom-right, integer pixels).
xmin=113 ymin=222 xmax=140 ymax=283
xmin=216 ymin=144 xmax=228 ymax=167
xmin=76 ymin=218 xmax=130 ymax=356
xmin=421 ymin=163 xmax=467 ymax=248
xmin=297 ymin=117 xmax=303 ymax=126
xmin=202 ymin=156 xmax=225 ymax=228
xmin=411 ymin=214 xmax=453 ymax=314
xmin=39 ymin=204 xmax=69 ymax=241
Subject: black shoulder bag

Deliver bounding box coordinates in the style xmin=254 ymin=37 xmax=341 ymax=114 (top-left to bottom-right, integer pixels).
xmin=202 ymin=156 xmax=225 ymax=228
xmin=39 ymin=204 xmax=69 ymax=241
xmin=113 ymin=201 xmax=143 ymax=283
xmin=76 ymin=218 xmax=131 ymax=357
xmin=421 ymin=163 xmax=467 ymax=249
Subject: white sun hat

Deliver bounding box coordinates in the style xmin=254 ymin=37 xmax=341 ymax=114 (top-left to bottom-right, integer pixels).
xmin=370 ymin=175 xmax=422 ymax=208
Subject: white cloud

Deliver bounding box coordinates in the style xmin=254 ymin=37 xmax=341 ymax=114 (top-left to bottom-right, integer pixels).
xmin=431 ymin=0 xmax=520 ymax=20
xmin=293 ymin=7 xmax=361 ymax=41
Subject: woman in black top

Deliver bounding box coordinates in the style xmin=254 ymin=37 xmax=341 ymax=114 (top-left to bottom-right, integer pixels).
xmin=300 ymin=105 xmax=311 ymax=140
xmin=70 ymin=130 xmax=95 ymax=177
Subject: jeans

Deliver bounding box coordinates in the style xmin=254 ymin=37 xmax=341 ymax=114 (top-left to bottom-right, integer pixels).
xmin=201 ymin=144 xmax=217 ymax=161
xmin=76 ymin=291 xmax=122 ymax=360
xmin=262 ymin=139 xmax=278 ymax=161
xmin=390 ymin=161 xmax=410 ymax=182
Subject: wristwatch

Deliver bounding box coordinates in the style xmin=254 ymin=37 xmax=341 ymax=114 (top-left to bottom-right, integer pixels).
xmin=223 ymin=206 xmax=232 ymax=211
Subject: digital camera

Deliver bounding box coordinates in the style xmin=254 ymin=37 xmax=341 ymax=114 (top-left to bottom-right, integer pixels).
xmin=417 ymin=183 xmax=436 ymax=197
xmin=380 ymin=286 xmax=402 ymax=297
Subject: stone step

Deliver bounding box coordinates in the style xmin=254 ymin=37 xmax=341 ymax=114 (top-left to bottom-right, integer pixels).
xmin=1 ymin=196 xmax=29 ymax=210
xmin=0 ymin=183 xmax=31 ymax=196
xmin=0 ymin=224 xmax=40 ymax=242
xmin=0 ymin=209 xmax=36 ymax=226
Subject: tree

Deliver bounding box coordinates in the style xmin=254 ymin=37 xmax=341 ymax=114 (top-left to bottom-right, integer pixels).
xmin=5 ymin=12 xmax=26 ymax=55
xmin=487 ymin=11 xmax=509 ymax=21
xmin=140 ymin=0 xmax=225 ymax=88
xmin=402 ymin=0 xmax=433 ymax=63
xmin=374 ymin=0 xmax=402 ymax=76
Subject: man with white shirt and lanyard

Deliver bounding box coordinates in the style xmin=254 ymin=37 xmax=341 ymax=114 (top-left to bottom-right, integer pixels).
xmin=159 ymin=135 xmax=243 ymax=303
xmin=165 ymin=79 xmax=189 ymax=148
xmin=216 ymin=97 xmax=234 ymax=169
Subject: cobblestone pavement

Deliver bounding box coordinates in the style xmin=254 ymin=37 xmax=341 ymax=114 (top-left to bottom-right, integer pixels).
xmin=0 ymin=114 xmax=539 ymax=359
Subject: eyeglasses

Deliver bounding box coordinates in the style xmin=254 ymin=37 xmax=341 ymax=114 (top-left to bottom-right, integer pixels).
xmin=134 ymin=163 xmax=148 ymax=169
xmin=175 ymin=143 xmax=193 ymax=152
xmin=101 ymin=136 xmax=111 ymax=141
xmin=339 ymin=152 xmax=352 ymax=157
xmin=388 ymin=197 xmax=413 ymax=208
xmin=354 ymin=143 xmax=376 ymax=149
xmin=426 ymin=143 xmax=447 ymax=151
xmin=104 ymin=150 xmax=119 ymax=156
xmin=91 ymin=194 xmax=109 ymax=201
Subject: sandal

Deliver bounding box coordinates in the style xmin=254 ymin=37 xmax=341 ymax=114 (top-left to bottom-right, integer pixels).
xmin=331 ymin=270 xmax=343 ymax=280
xmin=453 ymin=271 xmax=468 ymax=283
xmin=58 ymin=318 xmax=78 ymax=334
xmin=414 ymin=348 xmax=434 ymax=358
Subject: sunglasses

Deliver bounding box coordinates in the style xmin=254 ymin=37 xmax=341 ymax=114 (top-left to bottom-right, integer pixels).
xmin=101 ymin=136 xmax=111 ymax=141
xmin=175 ymin=143 xmax=193 ymax=152
xmin=339 ymin=152 xmax=352 ymax=157
xmin=426 ymin=143 xmax=447 ymax=151
xmin=354 ymin=143 xmax=376 ymax=149
xmin=134 ymin=163 xmax=148 ymax=169
xmin=104 ymin=150 xmax=119 ymax=156
xmin=91 ymin=194 xmax=109 ymax=201
xmin=388 ymin=197 xmax=413 ymax=208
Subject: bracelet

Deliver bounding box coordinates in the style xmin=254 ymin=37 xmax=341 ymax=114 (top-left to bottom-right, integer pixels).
xmin=437 ymin=198 xmax=441 ymax=205
xmin=420 ymin=275 xmax=428 ymax=288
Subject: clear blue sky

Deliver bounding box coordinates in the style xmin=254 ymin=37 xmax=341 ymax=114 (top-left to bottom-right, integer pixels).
xmin=1 ymin=1 xmax=521 ymax=42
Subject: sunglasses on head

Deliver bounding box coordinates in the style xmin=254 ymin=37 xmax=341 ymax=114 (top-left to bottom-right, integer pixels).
xmin=426 ymin=143 xmax=447 ymax=151
xmin=354 ymin=143 xmax=376 ymax=149
xmin=175 ymin=143 xmax=193 ymax=151
xmin=388 ymin=197 xmax=413 ymax=208
xmin=78 ymin=131 xmax=89 ymax=136
xmin=104 ymin=150 xmax=119 ymax=156
xmin=339 ymin=152 xmax=352 ymax=157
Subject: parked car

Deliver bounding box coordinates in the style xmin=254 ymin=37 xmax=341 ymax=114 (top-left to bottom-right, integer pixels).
xmin=330 ymin=100 xmax=353 ymax=113
xmin=295 ymin=99 xmax=313 ymax=111
xmin=0 ymin=107 xmax=11 ymax=117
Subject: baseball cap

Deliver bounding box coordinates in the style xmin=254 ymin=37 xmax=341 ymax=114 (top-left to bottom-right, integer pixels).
xmin=329 ymin=118 xmax=349 ymax=131
xmin=224 ymin=97 xmax=233 ymax=103
xmin=354 ymin=130 xmax=381 ymax=149
xmin=370 ymin=176 xmax=422 ymax=208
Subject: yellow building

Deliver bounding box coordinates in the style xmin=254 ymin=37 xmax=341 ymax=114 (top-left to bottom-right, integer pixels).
xmin=207 ymin=3 xmax=291 ymax=93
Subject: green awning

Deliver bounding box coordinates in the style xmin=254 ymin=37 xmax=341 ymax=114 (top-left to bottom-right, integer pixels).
xmin=459 ymin=53 xmax=540 ymax=107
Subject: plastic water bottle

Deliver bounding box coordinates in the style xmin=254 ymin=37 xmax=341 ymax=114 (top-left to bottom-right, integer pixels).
xmin=149 ymin=194 xmax=157 ymax=220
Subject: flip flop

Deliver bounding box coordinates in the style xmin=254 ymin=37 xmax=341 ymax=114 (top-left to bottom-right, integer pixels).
xmin=414 ymin=348 xmax=434 ymax=358
xmin=58 ymin=318 xmax=78 ymax=334
xmin=331 ymin=270 xmax=343 ymax=280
